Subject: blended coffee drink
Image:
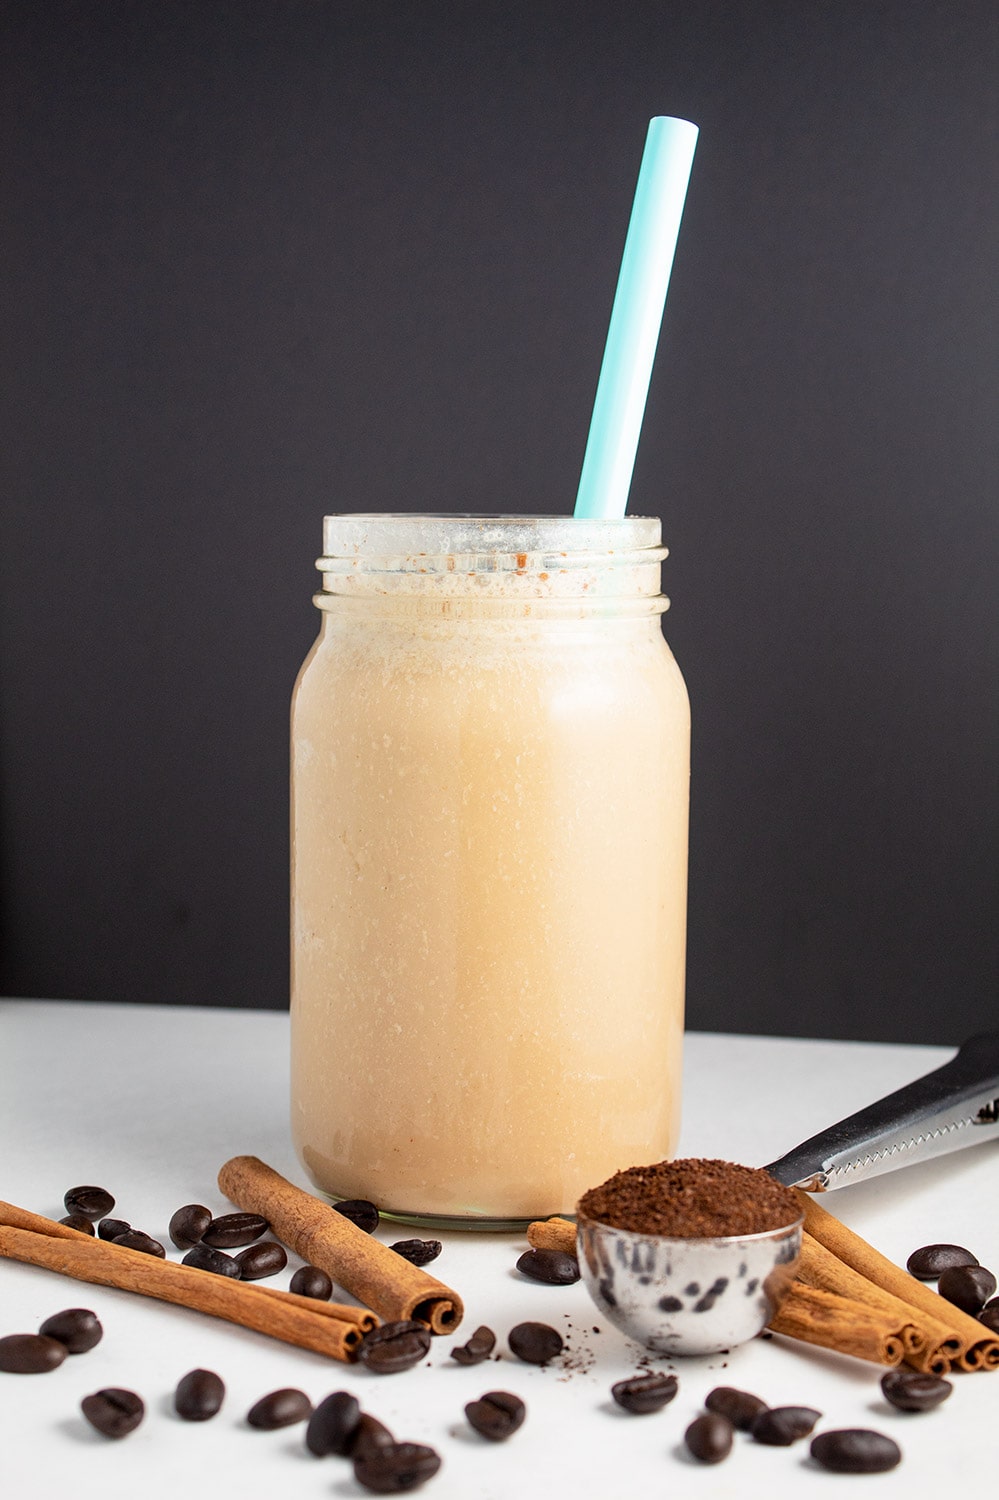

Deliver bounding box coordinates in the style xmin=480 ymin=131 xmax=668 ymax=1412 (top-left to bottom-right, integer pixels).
xmin=291 ymin=515 xmax=689 ymax=1225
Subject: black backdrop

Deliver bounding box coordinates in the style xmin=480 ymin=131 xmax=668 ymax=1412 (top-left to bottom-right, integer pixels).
xmin=2 ymin=1 xmax=996 ymax=1043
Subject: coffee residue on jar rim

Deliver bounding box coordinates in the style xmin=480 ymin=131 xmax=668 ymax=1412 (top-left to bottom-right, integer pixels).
xmin=576 ymin=1158 xmax=802 ymax=1239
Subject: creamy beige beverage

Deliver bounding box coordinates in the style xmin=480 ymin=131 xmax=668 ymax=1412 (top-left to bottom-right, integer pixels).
xmin=291 ymin=516 xmax=689 ymax=1224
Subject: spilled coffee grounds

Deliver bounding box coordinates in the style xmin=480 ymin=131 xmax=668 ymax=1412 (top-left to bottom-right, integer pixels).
xmin=577 ymin=1159 xmax=801 ymax=1237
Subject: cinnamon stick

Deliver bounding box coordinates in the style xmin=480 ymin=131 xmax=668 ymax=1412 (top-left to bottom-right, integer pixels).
xmin=218 ymin=1156 xmax=463 ymax=1334
xmin=769 ymin=1280 xmax=907 ymax=1366
xmin=798 ymin=1232 xmax=953 ymax=1375
xmin=527 ymin=1217 xmax=577 ymax=1255
xmin=0 ymin=1211 xmax=373 ymax=1360
xmin=796 ymin=1191 xmax=999 ymax=1373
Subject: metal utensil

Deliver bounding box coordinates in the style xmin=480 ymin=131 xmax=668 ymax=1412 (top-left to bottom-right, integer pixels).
xmin=576 ymin=1211 xmax=802 ymax=1356
xmin=764 ymin=1031 xmax=999 ymax=1191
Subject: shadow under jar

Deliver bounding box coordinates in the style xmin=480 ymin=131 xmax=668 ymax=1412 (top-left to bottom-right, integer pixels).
xmin=290 ymin=515 xmax=690 ymax=1228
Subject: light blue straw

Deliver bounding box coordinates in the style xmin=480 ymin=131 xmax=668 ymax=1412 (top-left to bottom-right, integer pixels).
xmin=573 ymin=116 xmax=698 ymax=520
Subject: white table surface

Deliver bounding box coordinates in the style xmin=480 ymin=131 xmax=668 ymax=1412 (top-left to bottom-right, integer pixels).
xmin=1 ymin=1000 xmax=995 ymax=1496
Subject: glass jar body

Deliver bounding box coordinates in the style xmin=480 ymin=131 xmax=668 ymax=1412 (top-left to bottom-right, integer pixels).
xmin=290 ymin=517 xmax=690 ymax=1226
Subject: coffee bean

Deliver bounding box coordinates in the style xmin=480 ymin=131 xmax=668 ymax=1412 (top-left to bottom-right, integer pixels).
xmin=81 ymin=1387 xmax=145 ymax=1438
xmin=202 ymin=1212 xmax=269 ymax=1249
xmin=508 ymin=1321 xmax=563 ymax=1365
xmin=64 ymin=1186 xmax=115 ymax=1220
xmin=705 ymin=1385 xmax=769 ymax=1430
xmin=97 ymin=1218 xmax=131 ymax=1242
xmin=59 ymin=1213 xmax=95 ymax=1234
xmin=247 ymin=1387 xmax=313 ymax=1429
xmin=306 ymin=1389 xmax=361 ymax=1455
xmin=334 ymin=1199 xmax=380 ymax=1234
xmin=38 ymin=1308 xmax=103 ymax=1354
xmin=880 ymin=1369 xmax=952 ymax=1412
xmin=112 ymin=1230 xmax=166 ymax=1257
xmin=235 ymin=1241 xmax=288 ymax=1280
xmin=611 ymin=1372 xmax=679 ymax=1414
xmin=685 ymin=1412 xmax=733 ymax=1463
xmin=168 ymin=1203 xmax=213 ymax=1250
xmin=811 ymin=1428 xmax=902 ymax=1473
xmin=465 ymin=1390 xmax=526 ymax=1441
xmin=906 ymin=1243 xmax=979 ymax=1279
xmin=357 ymin=1321 xmax=432 ymax=1374
xmin=937 ymin=1264 xmax=997 ymax=1315
xmin=979 ymin=1299 xmax=999 ymax=1333
xmin=450 ymin=1325 xmax=496 ymax=1365
xmin=515 ymin=1249 xmax=580 ymax=1285
xmin=290 ymin=1265 xmax=334 ymax=1300
xmin=182 ymin=1243 xmax=242 ymax=1278
xmin=390 ymin=1239 xmax=442 ymax=1267
xmin=175 ymin=1367 xmax=225 ymax=1421
xmin=352 ymin=1413 xmax=396 ymax=1457
xmin=751 ymin=1406 xmax=821 ymax=1444
xmin=0 ymin=1333 xmax=68 ymax=1373
xmin=353 ymin=1440 xmax=441 ymax=1494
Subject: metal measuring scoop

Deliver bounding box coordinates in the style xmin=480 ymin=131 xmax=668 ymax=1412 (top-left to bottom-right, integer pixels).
xmin=577 ymin=1210 xmax=803 ymax=1357
xmin=764 ymin=1031 xmax=999 ymax=1190
xmin=577 ymin=1033 xmax=999 ymax=1355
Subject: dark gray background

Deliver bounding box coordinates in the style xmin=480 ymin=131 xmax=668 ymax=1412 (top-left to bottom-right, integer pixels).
xmin=2 ymin=1 xmax=996 ymax=1043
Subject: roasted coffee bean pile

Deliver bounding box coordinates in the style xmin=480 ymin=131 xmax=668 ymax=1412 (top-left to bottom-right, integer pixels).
xmin=62 ymin=1186 xmax=168 ymax=1258
xmin=907 ymin=1239 xmax=998 ymax=1328
xmin=0 ymin=1306 xmax=103 ymax=1372
xmin=678 ymin=1384 xmax=902 ymax=1473
xmin=76 ymin=1356 xmax=451 ymax=1491
xmin=57 ymin=1184 xmax=295 ymax=1285
xmin=306 ymin=1387 xmax=441 ymax=1491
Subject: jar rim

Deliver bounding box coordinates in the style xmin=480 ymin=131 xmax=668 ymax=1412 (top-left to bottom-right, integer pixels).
xmin=320 ymin=513 xmax=663 ymax=563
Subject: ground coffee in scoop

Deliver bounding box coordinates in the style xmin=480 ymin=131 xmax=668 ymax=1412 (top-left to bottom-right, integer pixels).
xmin=577 ymin=1158 xmax=801 ymax=1237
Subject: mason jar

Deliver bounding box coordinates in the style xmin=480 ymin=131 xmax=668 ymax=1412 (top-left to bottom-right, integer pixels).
xmin=290 ymin=515 xmax=689 ymax=1228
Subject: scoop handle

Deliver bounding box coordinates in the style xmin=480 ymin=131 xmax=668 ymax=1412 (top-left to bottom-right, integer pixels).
xmin=764 ymin=1032 xmax=999 ymax=1190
